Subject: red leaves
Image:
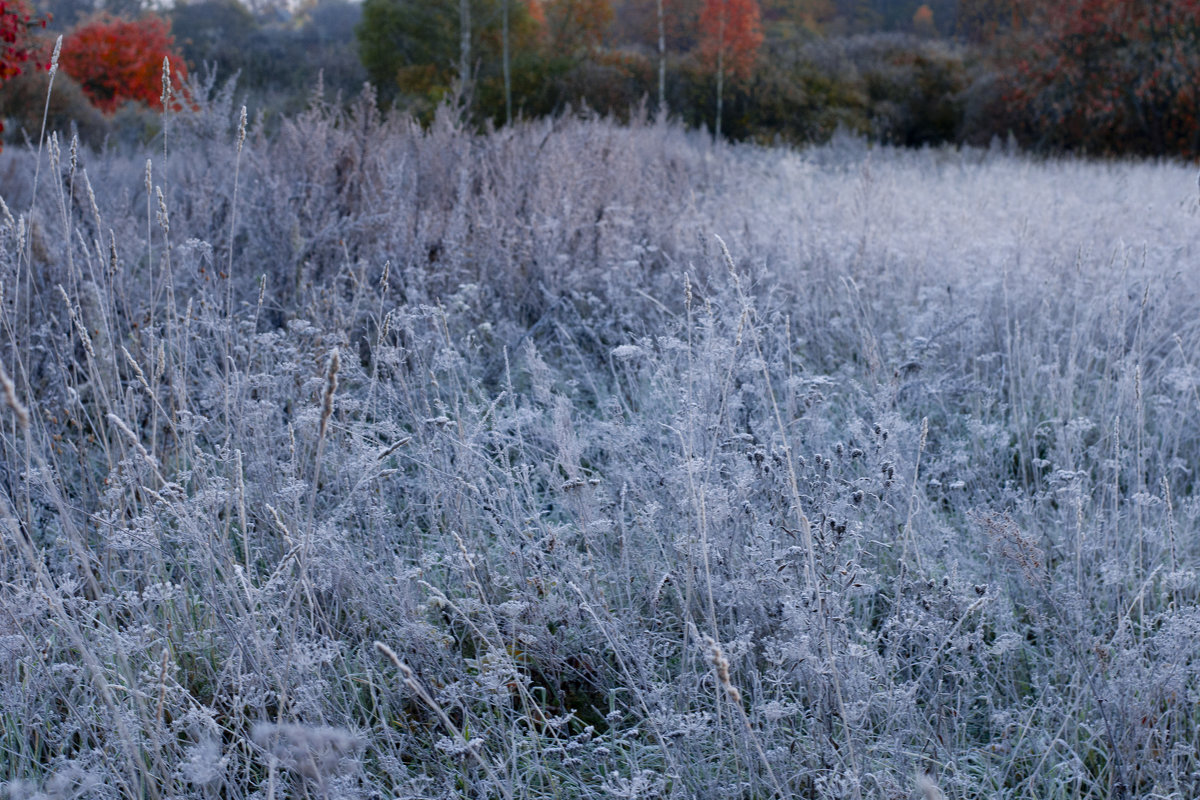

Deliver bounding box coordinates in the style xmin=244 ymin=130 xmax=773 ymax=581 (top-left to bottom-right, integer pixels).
xmin=0 ymin=0 xmax=47 ymax=144
xmin=1002 ymin=0 xmax=1200 ymax=155
xmin=59 ymin=13 xmax=187 ymax=114
xmin=698 ymin=0 xmax=763 ymax=82
xmin=526 ymin=0 xmax=547 ymax=28
xmin=0 ymin=0 xmax=46 ymax=84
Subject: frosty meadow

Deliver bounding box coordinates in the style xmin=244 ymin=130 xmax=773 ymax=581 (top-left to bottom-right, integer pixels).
xmin=1 ymin=87 xmax=1199 ymax=799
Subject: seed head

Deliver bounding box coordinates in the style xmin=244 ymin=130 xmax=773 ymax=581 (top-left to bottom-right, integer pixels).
xmin=319 ymin=348 xmax=340 ymax=439
xmin=237 ymin=106 xmax=247 ymax=152
xmin=161 ymin=57 xmax=172 ymax=109
xmin=156 ymin=187 xmax=169 ymax=234
xmin=0 ymin=360 xmax=29 ymax=431
xmin=704 ymin=635 xmax=741 ymax=703
xmin=49 ymin=36 xmax=61 ymax=77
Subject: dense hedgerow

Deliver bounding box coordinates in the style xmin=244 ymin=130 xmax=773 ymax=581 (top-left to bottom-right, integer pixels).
xmin=0 ymin=80 xmax=1198 ymax=800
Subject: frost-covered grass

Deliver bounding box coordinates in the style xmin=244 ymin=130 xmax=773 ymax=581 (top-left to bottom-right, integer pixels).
xmin=1 ymin=89 xmax=1199 ymax=800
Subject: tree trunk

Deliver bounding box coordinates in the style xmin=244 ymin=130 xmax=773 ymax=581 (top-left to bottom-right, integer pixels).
xmin=656 ymin=0 xmax=666 ymax=113
xmin=714 ymin=5 xmax=727 ymax=139
xmin=715 ymin=46 xmax=724 ymax=140
xmin=459 ymin=0 xmax=471 ymax=95
xmin=503 ymin=0 xmax=512 ymax=124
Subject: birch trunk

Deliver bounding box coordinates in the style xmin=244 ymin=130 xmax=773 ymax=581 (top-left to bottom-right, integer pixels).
xmin=656 ymin=0 xmax=666 ymax=113
xmin=503 ymin=0 xmax=512 ymax=124
xmin=715 ymin=46 xmax=724 ymax=140
xmin=459 ymin=0 xmax=471 ymax=95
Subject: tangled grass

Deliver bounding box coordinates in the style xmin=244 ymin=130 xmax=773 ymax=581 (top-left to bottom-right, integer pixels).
xmin=1 ymin=83 xmax=1199 ymax=799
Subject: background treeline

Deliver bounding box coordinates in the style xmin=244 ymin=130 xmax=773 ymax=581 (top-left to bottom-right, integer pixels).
xmin=3 ymin=0 xmax=1200 ymax=158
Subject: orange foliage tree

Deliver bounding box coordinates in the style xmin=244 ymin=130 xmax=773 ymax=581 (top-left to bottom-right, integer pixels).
xmin=60 ymin=13 xmax=187 ymax=113
xmin=526 ymin=0 xmax=547 ymax=26
xmin=1003 ymin=0 xmax=1200 ymax=156
xmin=912 ymin=4 xmax=935 ymax=35
xmin=697 ymin=0 xmax=762 ymax=138
xmin=0 ymin=0 xmax=47 ymax=143
xmin=0 ymin=0 xmax=45 ymax=83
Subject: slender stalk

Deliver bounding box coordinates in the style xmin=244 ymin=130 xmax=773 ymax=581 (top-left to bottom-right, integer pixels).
xmin=502 ymin=0 xmax=512 ymax=125
xmin=459 ymin=0 xmax=471 ymax=100
xmin=657 ymin=0 xmax=667 ymax=113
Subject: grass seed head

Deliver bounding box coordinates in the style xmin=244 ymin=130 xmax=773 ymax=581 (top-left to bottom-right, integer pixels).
xmin=0 ymin=360 xmax=29 ymax=430
xmin=237 ymin=105 xmax=247 ymax=152
xmin=48 ymin=35 xmax=61 ymax=77
xmin=161 ymin=57 xmax=172 ymax=109
xmin=319 ymin=348 xmax=339 ymax=439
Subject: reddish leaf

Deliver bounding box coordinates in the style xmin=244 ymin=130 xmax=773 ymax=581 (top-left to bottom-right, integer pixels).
xmin=59 ymin=12 xmax=188 ymax=114
xmin=0 ymin=0 xmax=47 ymax=84
xmin=698 ymin=0 xmax=762 ymax=82
xmin=1001 ymin=0 xmax=1200 ymax=155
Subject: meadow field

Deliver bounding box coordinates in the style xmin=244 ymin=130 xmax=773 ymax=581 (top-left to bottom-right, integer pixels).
xmin=1 ymin=89 xmax=1199 ymax=799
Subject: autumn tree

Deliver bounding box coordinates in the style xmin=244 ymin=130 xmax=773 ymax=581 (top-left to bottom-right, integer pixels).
xmin=0 ymin=0 xmax=45 ymax=83
xmin=60 ymin=13 xmax=187 ymax=113
xmin=539 ymin=0 xmax=612 ymax=54
xmin=357 ymin=0 xmax=454 ymax=104
xmin=956 ymin=0 xmax=1023 ymax=42
xmin=1003 ymin=0 xmax=1200 ymax=155
xmin=499 ymin=0 xmax=566 ymax=122
xmin=0 ymin=0 xmax=47 ymax=144
xmin=760 ymin=0 xmax=833 ymax=38
xmin=912 ymin=3 xmax=934 ymax=36
xmin=697 ymin=0 xmax=761 ymax=138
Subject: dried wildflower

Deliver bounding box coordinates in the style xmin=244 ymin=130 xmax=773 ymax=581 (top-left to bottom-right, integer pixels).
xmin=319 ymin=348 xmax=339 ymax=440
xmin=156 ymin=186 xmax=169 ymax=234
xmin=0 ymin=359 xmax=29 ymax=430
xmin=704 ymin=635 xmax=741 ymax=704
xmin=975 ymin=511 xmax=1044 ymax=586
xmin=236 ymin=105 xmax=247 ymax=152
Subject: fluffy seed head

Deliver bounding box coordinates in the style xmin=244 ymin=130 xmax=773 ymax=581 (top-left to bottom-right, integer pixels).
xmin=161 ymin=57 xmax=172 ymax=108
xmin=156 ymin=187 xmax=169 ymax=234
xmin=49 ymin=36 xmax=61 ymax=76
xmin=237 ymin=106 xmax=247 ymax=152
xmin=319 ymin=348 xmax=339 ymax=439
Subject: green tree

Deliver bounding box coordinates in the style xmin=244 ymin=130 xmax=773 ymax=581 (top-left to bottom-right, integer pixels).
xmin=171 ymin=0 xmax=364 ymax=114
xmin=356 ymin=0 xmax=540 ymax=119
xmin=357 ymin=0 xmax=456 ymax=106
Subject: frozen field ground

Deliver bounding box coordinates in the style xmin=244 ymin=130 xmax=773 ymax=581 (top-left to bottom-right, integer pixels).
xmin=1 ymin=98 xmax=1198 ymax=799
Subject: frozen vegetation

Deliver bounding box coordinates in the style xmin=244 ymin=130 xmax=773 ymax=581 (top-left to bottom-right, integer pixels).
xmin=1 ymin=89 xmax=1199 ymax=799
